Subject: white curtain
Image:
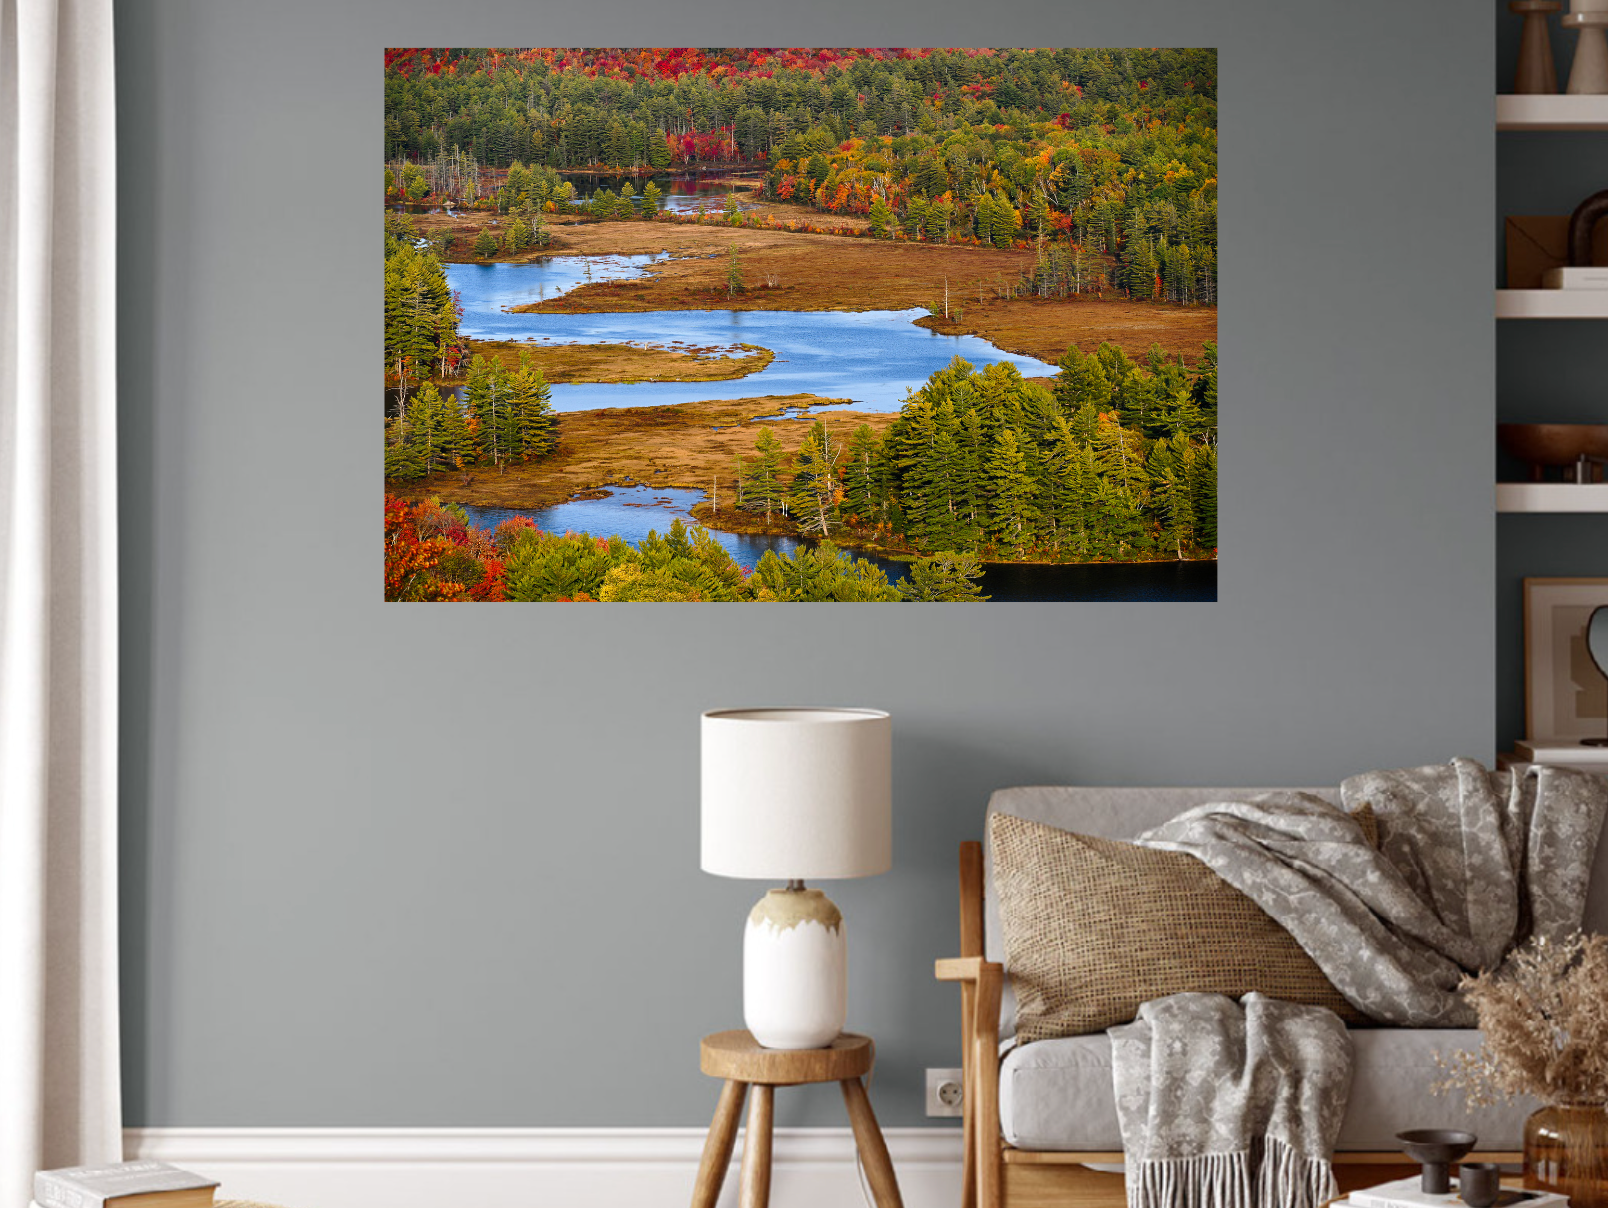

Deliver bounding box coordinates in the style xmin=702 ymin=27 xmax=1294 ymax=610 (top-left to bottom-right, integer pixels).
xmin=0 ymin=0 xmax=122 ymax=1200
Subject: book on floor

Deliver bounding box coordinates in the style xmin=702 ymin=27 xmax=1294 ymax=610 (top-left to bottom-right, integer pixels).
xmin=34 ymin=1161 xmax=218 ymax=1208
xmin=1349 ymin=1175 xmax=1567 ymax=1208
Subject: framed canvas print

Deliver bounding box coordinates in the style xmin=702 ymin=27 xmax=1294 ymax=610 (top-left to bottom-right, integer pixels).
xmin=383 ymin=48 xmax=1217 ymax=603
xmin=1524 ymin=577 xmax=1608 ymax=744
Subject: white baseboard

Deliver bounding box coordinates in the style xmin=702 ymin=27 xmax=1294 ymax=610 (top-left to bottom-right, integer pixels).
xmin=125 ymin=1126 xmax=965 ymax=1208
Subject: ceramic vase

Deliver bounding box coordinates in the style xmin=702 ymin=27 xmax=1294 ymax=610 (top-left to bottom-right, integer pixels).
xmin=1524 ymin=1103 xmax=1608 ymax=1208
xmin=743 ymin=887 xmax=846 ymax=1050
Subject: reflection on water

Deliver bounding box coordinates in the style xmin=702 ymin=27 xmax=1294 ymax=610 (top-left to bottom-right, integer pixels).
xmin=458 ymin=487 xmax=905 ymax=582
xmin=447 ymin=255 xmax=662 ymax=310
xmin=446 ymin=262 xmax=1057 ymax=413
xmin=560 ymin=171 xmax=756 ymax=213
xmin=455 ymin=487 xmax=1216 ymax=602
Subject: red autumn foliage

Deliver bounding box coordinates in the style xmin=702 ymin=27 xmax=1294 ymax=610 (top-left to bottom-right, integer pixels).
xmin=385 ymin=494 xmax=510 ymax=602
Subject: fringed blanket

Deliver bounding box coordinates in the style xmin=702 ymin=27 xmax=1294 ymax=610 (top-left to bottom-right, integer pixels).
xmin=1111 ymin=994 xmax=1351 ymax=1208
xmin=1107 ymin=759 xmax=1608 ymax=1208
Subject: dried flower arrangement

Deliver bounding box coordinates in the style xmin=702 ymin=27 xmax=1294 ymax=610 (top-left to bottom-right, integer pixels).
xmin=1436 ymin=932 xmax=1608 ymax=1107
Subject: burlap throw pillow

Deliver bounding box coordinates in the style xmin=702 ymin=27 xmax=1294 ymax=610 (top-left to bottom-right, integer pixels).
xmin=991 ymin=811 xmax=1367 ymax=1042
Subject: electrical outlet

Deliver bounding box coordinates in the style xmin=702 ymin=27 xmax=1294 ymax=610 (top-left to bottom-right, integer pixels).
xmin=926 ymin=1067 xmax=964 ymax=1117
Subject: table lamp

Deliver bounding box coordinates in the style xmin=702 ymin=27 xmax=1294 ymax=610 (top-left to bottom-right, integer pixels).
xmin=701 ymin=707 xmax=892 ymax=1050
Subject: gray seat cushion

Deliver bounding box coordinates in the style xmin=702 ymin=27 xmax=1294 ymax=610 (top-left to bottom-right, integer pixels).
xmin=999 ymin=1028 xmax=1541 ymax=1152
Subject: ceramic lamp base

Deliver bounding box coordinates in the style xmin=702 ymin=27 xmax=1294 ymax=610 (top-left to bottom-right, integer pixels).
xmin=743 ymin=886 xmax=846 ymax=1049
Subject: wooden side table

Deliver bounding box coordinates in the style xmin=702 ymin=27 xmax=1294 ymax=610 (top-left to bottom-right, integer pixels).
xmin=692 ymin=1029 xmax=904 ymax=1208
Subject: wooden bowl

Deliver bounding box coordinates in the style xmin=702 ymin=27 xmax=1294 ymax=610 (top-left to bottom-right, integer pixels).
xmin=1498 ymin=423 xmax=1608 ymax=467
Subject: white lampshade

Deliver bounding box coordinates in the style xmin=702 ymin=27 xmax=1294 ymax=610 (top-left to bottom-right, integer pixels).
xmin=701 ymin=707 xmax=892 ymax=880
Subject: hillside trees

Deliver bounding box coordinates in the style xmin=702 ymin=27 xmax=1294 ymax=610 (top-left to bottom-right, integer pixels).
xmin=730 ymin=346 xmax=1216 ymax=563
xmin=384 ymin=47 xmax=1217 ymax=303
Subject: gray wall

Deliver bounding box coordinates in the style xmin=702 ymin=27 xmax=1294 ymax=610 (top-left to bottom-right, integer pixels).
xmin=117 ymin=1 xmax=1495 ymax=1127
xmin=1495 ymin=4 xmax=1608 ymax=752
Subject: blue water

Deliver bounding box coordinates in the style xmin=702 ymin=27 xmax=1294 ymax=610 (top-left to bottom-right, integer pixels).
xmin=458 ymin=487 xmax=908 ymax=582
xmin=447 ymin=255 xmax=662 ymax=309
xmin=457 ymin=488 xmax=1217 ymax=601
xmin=447 ymin=261 xmax=1057 ymax=413
xmin=560 ymin=172 xmax=755 ymax=214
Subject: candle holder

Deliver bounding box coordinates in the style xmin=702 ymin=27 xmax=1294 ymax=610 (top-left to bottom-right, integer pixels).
xmin=1565 ymin=10 xmax=1608 ymax=94
xmin=1513 ymin=1 xmax=1563 ymax=94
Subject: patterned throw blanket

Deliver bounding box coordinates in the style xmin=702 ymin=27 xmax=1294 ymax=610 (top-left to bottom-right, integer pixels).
xmin=1108 ymin=759 xmax=1608 ymax=1208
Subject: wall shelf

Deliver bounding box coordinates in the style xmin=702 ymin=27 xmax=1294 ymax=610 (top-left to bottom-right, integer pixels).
xmin=1497 ymin=289 xmax=1608 ymax=318
xmin=1497 ymin=94 xmax=1608 ymax=130
xmin=1497 ymin=482 xmax=1608 ymax=512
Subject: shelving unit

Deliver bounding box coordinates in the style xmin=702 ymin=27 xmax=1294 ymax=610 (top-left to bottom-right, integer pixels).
xmin=1496 ymin=89 xmax=1608 ymax=512
xmin=1496 ymin=94 xmax=1608 ymax=130
xmin=1496 ymin=482 xmax=1608 ymax=512
xmin=1497 ymin=288 xmax=1608 ymax=318
xmin=1494 ymin=6 xmax=1608 ymax=759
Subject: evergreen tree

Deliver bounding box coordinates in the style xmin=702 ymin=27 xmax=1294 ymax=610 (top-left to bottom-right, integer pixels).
xmin=840 ymin=425 xmax=883 ymax=524
xmin=981 ymin=427 xmax=1039 ymax=555
xmin=869 ymin=195 xmax=893 ymax=238
xmin=726 ymin=243 xmax=744 ymax=297
xmin=787 ymin=421 xmax=840 ymax=536
xmin=508 ymin=352 xmax=557 ymax=461
xmin=1188 ymin=443 xmax=1217 ymax=549
xmin=465 ymin=354 xmax=516 ymax=470
xmin=648 ymin=132 xmax=672 ymax=170
xmin=741 ymin=429 xmax=788 ymax=521
xmin=897 ymin=552 xmax=989 ymax=601
xmin=473 ymin=229 xmax=498 ymax=258
xmin=641 ymin=179 xmax=663 ymax=215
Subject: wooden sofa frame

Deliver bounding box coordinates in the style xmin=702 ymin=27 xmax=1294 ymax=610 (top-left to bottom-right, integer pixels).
xmin=934 ymin=841 xmax=1520 ymax=1208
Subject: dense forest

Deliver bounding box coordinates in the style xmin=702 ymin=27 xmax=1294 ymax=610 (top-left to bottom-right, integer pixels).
xmin=385 ymin=496 xmax=987 ymax=602
xmin=385 ymin=47 xmax=1218 ymax=303
xmin=734 ymin=346 xmax=1216 ymax=563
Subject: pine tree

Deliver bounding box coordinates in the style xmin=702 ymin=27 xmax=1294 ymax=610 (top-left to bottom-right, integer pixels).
xmin=868 ymin=195 xmax=893 ymax=238
xmin=641 ymin=179 xmax=663 ymax=216
xmin=1188 ymin=442 xmax=1217 ymax=549
xmin=1149 ymin=433 xmax=1197 ymax=559
xmin=726 ymin=243 xmax=744 ymax=298
xmin=742 ymin=429 xmax=788 ymax=521
xmin=896 ymin=552 xmax=989 ymax=601
xmin=383 ymin=419 xmax=424 ymax=481
xmin=473 ymin=229 xmax=498 ymax=258
xmin=619 ymin=180 xmax=635 ymax=214
xmin=788 ymin=421 xmax=840 ymax=535
xmin=465 ymin=354 xmax=516 ymax=470
xmin=722 ymin=192 xmax=742 ymax=226
xmin=840 ymin=425 xmax=883 ymax=524
xmin=648 ymin=132 xmax=672 ymax=170
xmin=981 ymin=427 xmax=1038 ymax=555
xmin=508 ymin=352 xmax=557 ymax=461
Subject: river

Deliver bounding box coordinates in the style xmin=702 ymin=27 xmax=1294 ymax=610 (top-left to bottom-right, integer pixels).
xmin=446 ymin=260 xmax=1057 ymax=411
xmin=457 ymin=488 xmax=1217 ymax=603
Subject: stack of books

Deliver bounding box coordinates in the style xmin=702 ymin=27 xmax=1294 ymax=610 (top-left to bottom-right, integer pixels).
xmin=33 ymin=1161 xmax=218 ymax=1208
xmin=1333 ymin=1175 xmax=1568 ymax=1208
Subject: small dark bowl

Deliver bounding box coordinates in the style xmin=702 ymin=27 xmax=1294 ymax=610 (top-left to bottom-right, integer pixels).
xmin=1397 ymin=1130 xmax=1479 ymax=1194
xmin=1498 ymin=423 xmax=1608 ymax=467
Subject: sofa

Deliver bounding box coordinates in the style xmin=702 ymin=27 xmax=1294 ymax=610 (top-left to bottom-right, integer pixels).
xmin=935 ymin=785 xmax=1608 ymax=1208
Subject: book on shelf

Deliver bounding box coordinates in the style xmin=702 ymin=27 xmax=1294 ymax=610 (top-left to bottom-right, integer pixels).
xmin=1347 ymin=1175 xmax=1566 ymax=1208
xmin=1515 ymin=738 xmax=1608 ymax=766
xmin=34 ymin=1161 xmax=218 ymax=1208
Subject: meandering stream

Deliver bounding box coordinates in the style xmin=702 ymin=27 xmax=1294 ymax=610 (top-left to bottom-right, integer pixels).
xmin=446 ymin=261 xmax=1058 ymax=411
xmin=430 ymin=257 xmax=1214 ymax=601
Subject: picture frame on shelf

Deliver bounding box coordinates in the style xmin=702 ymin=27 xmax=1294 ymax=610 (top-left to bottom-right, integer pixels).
xmin=1524 ymin=577 xmax=1608 ymax=744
